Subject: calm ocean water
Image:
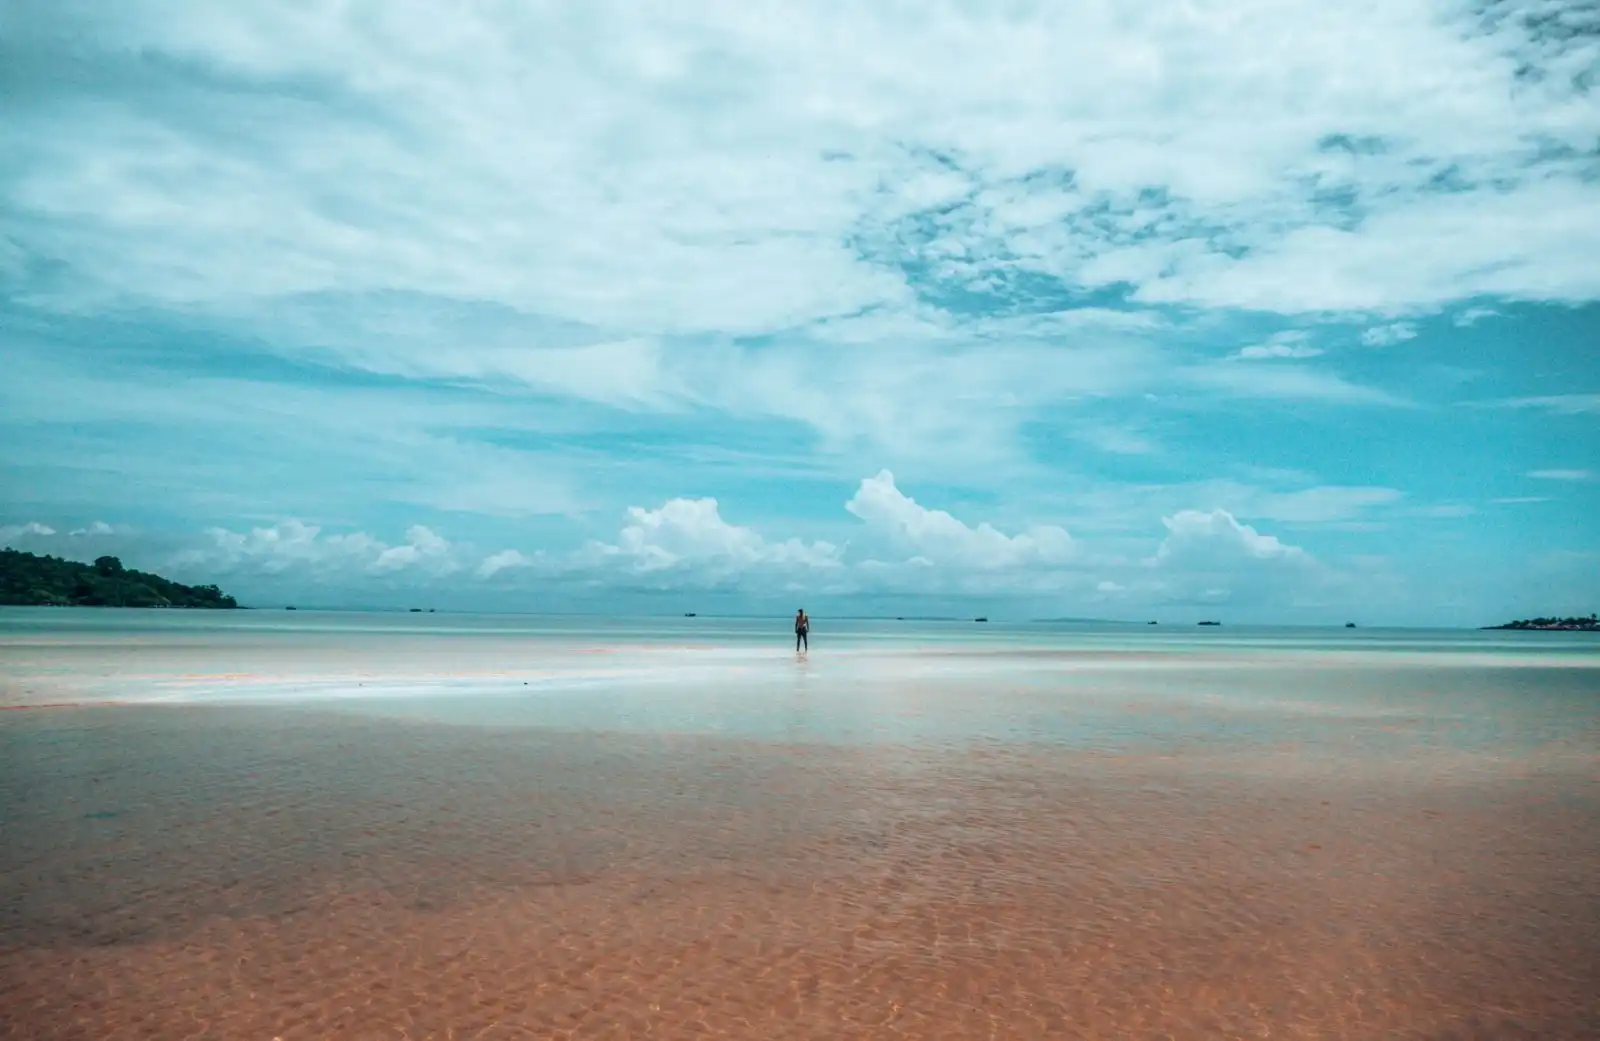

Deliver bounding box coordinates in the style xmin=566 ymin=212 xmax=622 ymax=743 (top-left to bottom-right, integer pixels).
xmin=4 ymin=607 xmax=1596 ymax=755
xmin=6 ymin=604 xmax=1600 ymax=651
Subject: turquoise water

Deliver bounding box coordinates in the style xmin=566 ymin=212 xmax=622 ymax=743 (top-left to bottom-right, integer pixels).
xmin=6 ymin=605 xmax=1599 ymax=655
xmin=4 ymin=607 xmax=1597 ymax=758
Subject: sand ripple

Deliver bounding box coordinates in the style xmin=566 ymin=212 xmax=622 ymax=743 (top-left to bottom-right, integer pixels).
xmin=2 ymin=706 xmax=1597 ymax=1040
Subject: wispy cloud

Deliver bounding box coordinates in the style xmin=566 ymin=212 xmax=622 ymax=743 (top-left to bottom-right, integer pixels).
xmin=1405 ymin=504 xmax=1476 ymax=519
xmin=1526 ymin=469 xmax=1595 ymax=482
xmin=1230 ymin=331 xmax=1324 ymax=361
xmin=1452 ymin=307 xmax=1498 ymax=327
xmin=68 ymin=521 xmax=122 ymax=537
xmin=1181 ymin=364 xmax=1409 ymax=407
xmin=1360 ymin=322 xmax=1418 ymax=348
xmin=477 ymin=549 xmax=535 ymax=580
xmin=1471 ymin=394 xmax=1600 ymax=416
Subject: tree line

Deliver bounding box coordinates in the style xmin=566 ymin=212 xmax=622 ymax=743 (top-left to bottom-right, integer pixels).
xmin=0 ymin=549 xmax=239 ymax=608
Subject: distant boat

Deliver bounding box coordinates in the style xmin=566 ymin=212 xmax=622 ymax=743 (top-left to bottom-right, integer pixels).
xmin=285 ymin=605 xmax=297 ymax=611
xmin=1198 ymin=620 xmax=1221 ymax=626
xmin=974 ymin=616 xmax=988 ymax=623
xmin=684 ymin=612 xmax=697 ymax=617
xmin=409 ymin=607 xmax=422 ymax=613
xmin=1345 ymin=622 xmax=1356 ymax=628
xmin=1147 ymin=620 xmax=1158 ymax=625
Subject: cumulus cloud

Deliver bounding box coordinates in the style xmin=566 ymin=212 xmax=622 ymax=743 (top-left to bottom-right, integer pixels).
xmin=550 ymin=469 xmax=1406 ymax=609
xmin=1 ymin=522 xmax=57 ymax=543
xmin=1142 ymin=508 xmax=1323 ymax=607
xmin=845 ymin=471 xmax=1073 ymax=569
xmin=1360 ymin=323 xmax=1419 ymax=348
xmin=1153 ymin=510 xmax=1309 ymax=567
xmin=372 ymin=525 xmax=452 ymax=573
xmin=3 ymin=471 xmax=1385 ymax=614
xmin=582 ymin=498 xmax=840 ymax=578
xmin=564 ymin=471 xmax=1083 ymax=598
xmin=175 ymin=520 xmax=463 ymax=577
xmin=68 ymin=521 xmax=119 ymax=536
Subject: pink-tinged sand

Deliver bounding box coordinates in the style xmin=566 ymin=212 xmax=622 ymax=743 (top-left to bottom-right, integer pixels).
xmin=2 ymin=704 xmax=1597 ymax=1040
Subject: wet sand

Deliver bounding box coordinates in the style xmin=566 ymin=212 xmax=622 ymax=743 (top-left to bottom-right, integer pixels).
xmin=3 ymin=698 xmax=1598 ymax=1040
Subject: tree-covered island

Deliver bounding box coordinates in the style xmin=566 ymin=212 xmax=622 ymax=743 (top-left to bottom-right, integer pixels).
xmin=1484 ymin=614 xmax=1598 ymax=631
xmin=0 ymin=549 xmax=239 ymax=608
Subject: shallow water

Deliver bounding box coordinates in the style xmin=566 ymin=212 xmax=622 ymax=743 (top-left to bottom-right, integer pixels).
xmin=2 ymin=609 xmax=1597 ymax=1038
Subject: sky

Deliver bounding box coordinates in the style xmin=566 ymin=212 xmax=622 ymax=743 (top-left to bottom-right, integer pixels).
xmin=2 ymin=0 xmax=1597 ymax=625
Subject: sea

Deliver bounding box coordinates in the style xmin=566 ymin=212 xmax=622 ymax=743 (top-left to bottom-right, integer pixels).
xmin=2 ymin=608 xmax=1597 ymax=1038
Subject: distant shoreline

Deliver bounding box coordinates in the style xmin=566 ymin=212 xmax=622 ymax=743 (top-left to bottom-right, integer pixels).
xmin=1 ymin=549 xmax=239 ymax=609
xmin=1482 ymin=616 xmax=1598 ymax=632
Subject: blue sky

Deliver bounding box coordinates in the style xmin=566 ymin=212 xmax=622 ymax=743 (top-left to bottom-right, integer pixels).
xmin=2 ymin=0 xmax=1597 ymax=624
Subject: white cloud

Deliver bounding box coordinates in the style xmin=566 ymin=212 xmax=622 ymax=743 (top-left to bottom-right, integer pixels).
xmin=1153 ymin=509 xmax=1309 ymax=567
xmin=1140 ymin=508 xmax=1328 ymax=607
xmin=175 ymin=519 xmax=464 ymax=577
xmin=1452 ymin=307 xmax=1499 ymax=327
xmin=1 ymin=522 xmax=58 ymax=543
xmin=19 ymin=475 xmax=1392 ymax=615
xmin=582 ymin=498 xmax=840 ymax=577
xmin=1232 ymin=331 xmax=1325 ymax=361
xmin=568 ymin=471 xmax=1082 ymax=598
xmin=6 ymin=0 xmax=1597 ymax=342
xmin=372 ymin=525 xmax=452 ymax=574
xmin=1133 ymin=179 xmax=1600 ymax=315
xmin=845 ymin=470 xmax=1073 ymax=569
xmin=17 ymin=1 xmax=1542 ymax=493
xmin=1360 ymin=322 xmax=1418 ymax=347
xmin=68 ymin=521 xmax=119 ymax=536
xmin=1527 ymin=469 xmax=1595 ymax=482
xmin=1181 ymin=363 xmax=1408 ymax=406
xmin=477 ymin=549 xmax=533 ymax=579
xmin=1491 ymin=496 xmax=1549 ymax=504
xmin=1038 ymin=479 xmax=1405 ymax=538
xmin=1237 ymin=485 xmax=1404 ymax=524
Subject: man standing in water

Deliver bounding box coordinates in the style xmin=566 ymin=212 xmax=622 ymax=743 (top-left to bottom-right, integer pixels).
xmin=794 ymin=608 xmax=810 ymax=653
